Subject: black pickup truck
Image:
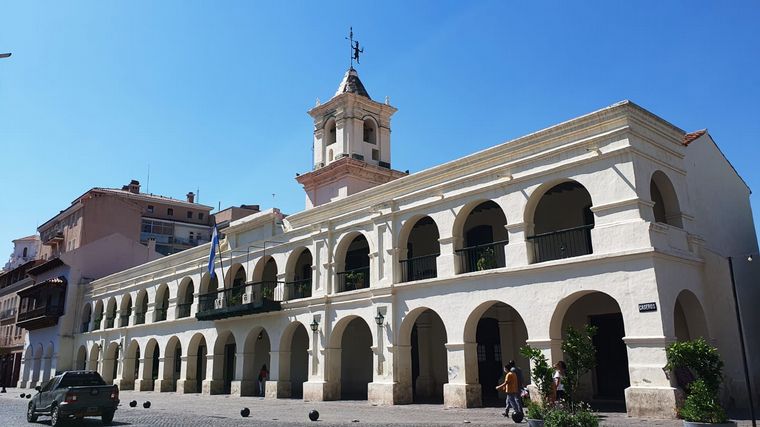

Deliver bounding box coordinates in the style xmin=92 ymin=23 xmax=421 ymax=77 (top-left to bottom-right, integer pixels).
xmin=27 ymin=370 xmax=119 ymax=426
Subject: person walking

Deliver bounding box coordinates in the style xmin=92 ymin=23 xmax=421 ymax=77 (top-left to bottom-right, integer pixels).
xmin=553 ymin=361 xmax=567 ymax=402
xmin=496 ymin=364 xmax=522 ymax=418
xmin=257 ymin=364 xmax=269 ymax=397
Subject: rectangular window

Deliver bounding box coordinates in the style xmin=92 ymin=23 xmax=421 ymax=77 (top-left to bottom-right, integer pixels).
xmin=477 ymin=344 xmax=487 ymax=362
xmin=198 ymin=213 xmax=204 ymax=220
xmin=167 ymin=208 xmax=174 ymax=216
xmin=187 ymin=211 xmax=193 ymax=219
xmin=147 ymin=205 xmax=154 ymax=213
xmin=372 ymin=149 xmax=379 ymax=161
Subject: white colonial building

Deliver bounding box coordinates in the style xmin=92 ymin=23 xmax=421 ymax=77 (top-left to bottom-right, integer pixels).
xmin=19 ymin=67 xmax=759 ymax=419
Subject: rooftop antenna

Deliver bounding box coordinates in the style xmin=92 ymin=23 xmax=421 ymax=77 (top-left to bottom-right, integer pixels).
xmin=146 ymin=163 xmax=150 ymax=194
xmin=272 ymin=193 xmax=276 ymax=207
xmin=345 ymin=26 xmax=363 ymax=68
xmin=196 ymin=187 xmax=200 ymax=204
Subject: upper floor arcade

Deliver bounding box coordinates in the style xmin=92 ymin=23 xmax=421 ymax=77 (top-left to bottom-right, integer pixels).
xmin=75 ymin=101 xmax=744 ymax=336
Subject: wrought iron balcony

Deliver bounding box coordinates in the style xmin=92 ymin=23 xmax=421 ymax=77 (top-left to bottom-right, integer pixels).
xmin=119 ymin=314 xmax=130 ymax=327
xmin=105 ymin=316 xmax=115 ymax=329
xmin=456 ymin=240 xmax=507 ymax=274
xmin=135 ymin=312 xmax=146 ymax=325
xmin=285 ymin=279 xmax=312 ymax=300
xmin=400 ymin=254 xmax=439 ymax=282
xmin=176 ymin=302 xmax=192 ymax=319
xmin=92 ymin=317 xmax=102 ymax=331
xmin=527 ymin=224 xmax=593 ymax=263
xmin=195 ymin=281 xmax=282 ymax=321
xmin=336 ymin=266 xmax=370 ymax=292
xmin=154 ymin=307 xmax=167 ymax=322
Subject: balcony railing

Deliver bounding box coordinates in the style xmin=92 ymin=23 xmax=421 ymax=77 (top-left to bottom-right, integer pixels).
xmin=455 ymin=240 xmax=508 ymax=274
xmin=135 ymin=312 xmax=146 ymax=325
xmin=400 ymin=254 xmax=439 ymax=282
xmin=176 ymin=302 xmax=192 ymax=319
xmin=120 ymin=313 xmax=130 ymax=327
xmin=527 ymin=224 xmax=593 ymax=263
xmin=0 ymin=307 xmax=17 ymax=320
xmin=105 ymin=316 xmax=115 ymax=329
xmin=336 ymin=266 xmax=370 ymax=292
xmin=285 ymin=279 xmax=312 ymax=300
xmin=92 ymin=317 xmax=102 ymax=331
xmin=154 ymin=307 xmax=167 ymax=322
xmin=195 ymin=282 xmax=283 ymax=321
xmin=16 ymin=305 xmax=64 ymax=330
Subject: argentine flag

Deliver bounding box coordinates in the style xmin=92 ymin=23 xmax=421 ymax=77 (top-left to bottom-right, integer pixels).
xmin=208 ymin=225 xmax=219 ymax=277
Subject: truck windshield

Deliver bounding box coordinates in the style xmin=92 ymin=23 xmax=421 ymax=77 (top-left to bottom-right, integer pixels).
xmin=59 ymin=373 xmax=106 ymax=387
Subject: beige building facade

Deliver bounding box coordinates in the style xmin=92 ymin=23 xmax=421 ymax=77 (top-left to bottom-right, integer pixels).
xmin=20 ymin=69 xmax=759 ymax=419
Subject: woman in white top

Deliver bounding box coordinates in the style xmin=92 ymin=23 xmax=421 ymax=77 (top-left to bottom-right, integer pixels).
xmin=553 ymin=360 xmax=567 ymax=402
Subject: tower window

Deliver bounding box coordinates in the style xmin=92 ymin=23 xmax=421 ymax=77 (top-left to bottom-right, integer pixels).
xmin=326 ymin=119 xmax=337 ymax=145
xmin=363 ymin=118 xmax=376 ymax=144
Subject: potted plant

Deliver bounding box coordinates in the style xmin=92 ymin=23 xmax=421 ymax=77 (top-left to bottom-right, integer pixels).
xmin=476 ymin=246 xmax=496 ymax=271
xmin=345 ymin=271 xmax=366 ymax=289
xmin=665 ymin=338 xmax=735 ymax=427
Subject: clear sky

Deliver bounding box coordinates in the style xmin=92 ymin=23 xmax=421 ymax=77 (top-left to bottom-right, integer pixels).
xmin=1 ymin=1 xmax=759 ymax=257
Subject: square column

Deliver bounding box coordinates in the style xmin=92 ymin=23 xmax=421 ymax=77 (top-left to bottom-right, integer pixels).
xmin=231 ymin=351 xmax=256 ymax=396
xmin=436 ymin=236 xmax=459 ymax=278
xmin=505 ymin=223 xmax=530 ymax=267
xmin=175 ymin=356 xmax=194 ymax=394
xmin=623 ymin=336 xmax=682 ymax=419
xmin=134 ymin=357 xmax=154 ymax=391
xmin=443 ymin=342 xmax=481 ymax=408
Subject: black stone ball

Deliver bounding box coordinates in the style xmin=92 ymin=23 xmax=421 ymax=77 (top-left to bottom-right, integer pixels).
xmin=511 ymin=411 xmax=524 ymax=423
xmin=19 ymin=393 xmax=25 ymax=398
xmin=309 ymin=409 xmax=319 ymax=421
xmin=240 ymin=408 xmax=250 ymax=418
xmin=26 ymin=394 xmax=31 ymax=399
xmin=129 ymin=400 xmax=137 ymax=407
xmin=143 ymin=401 xmax=151 ymax=409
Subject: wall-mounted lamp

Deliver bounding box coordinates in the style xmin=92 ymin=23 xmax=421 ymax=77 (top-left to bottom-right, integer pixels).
xmin=310 ymin=317 xmax=319 ymax=333
xmin=748 ymin=254 xmax=754 ymax=262
xmin=374 ymin=311 xmax=385 ymax=326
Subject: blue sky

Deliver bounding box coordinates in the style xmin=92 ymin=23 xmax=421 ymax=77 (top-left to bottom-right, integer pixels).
xmin=1 ymin=1 xmax=759 ymax=257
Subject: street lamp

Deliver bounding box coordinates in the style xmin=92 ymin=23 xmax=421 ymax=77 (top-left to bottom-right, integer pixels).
xmin=728 ymin=253 xmax=757 ymax=426
xmin=374 ymin=310 xmax=384 ymax=326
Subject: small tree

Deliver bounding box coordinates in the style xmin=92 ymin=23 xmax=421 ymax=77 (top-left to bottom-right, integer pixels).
xmin=562 ymin=324 xmax=598 ymax=412
xmin=665 ymin=338 xmax=727 ymax=423
xmin=520 ymin=345 xmax=555 ymax=406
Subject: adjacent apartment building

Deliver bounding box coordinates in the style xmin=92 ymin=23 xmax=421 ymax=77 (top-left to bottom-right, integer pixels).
xmin=18 ymin=68 xmax=760 ymax=419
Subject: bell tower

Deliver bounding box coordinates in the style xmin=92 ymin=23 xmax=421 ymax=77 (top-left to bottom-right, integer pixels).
xmin=296 ymin=37 xmax=406 ymax=208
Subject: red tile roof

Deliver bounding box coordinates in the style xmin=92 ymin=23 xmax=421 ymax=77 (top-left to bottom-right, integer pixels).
xmin=683 ymin=129 xmax=707 ymax=146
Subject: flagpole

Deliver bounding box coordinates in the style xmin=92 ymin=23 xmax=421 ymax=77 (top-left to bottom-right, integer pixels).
xmin=215 ymin=222 xmax=228 ymax=289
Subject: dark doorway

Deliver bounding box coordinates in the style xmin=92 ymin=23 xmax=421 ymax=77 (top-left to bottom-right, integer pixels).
xmin=590 ymin=313 xmax=630 ymax=400
xmin=476 ymin=317 xmax=502 ymax=407
xmin=195 ymin=344 xmax=206 ymax=393
xmin=223 ymin=343 xmax=236 ymax=394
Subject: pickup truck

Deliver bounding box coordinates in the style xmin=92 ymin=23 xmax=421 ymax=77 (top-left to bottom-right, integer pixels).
xmin=27 ymin=370 xmax=119 ymax=426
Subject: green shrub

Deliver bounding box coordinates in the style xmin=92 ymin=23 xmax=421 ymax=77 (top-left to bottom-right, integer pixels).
xmin=544 ymin=405 xmax=599 ymax=427
xmin=562 ymin=324 xmax=598 ymax=412
xmin=520 ymin=345 xmax=555 ymax=407
xmin=525 ymin=400 xmax=545 ymax=420
xmin=679 ymin=379 xmax=728 ymax=424
xmin=476 ymin=247 xmax=496 ymax=271
xmin=573 ymin=405 xmax=600 ymax=427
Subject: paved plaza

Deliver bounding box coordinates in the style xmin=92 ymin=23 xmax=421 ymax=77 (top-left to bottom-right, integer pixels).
xmin=0 ymin=388 xmax=754 ymax=426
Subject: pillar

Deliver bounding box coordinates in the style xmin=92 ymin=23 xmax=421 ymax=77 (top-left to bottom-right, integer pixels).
xmin=266 ymin=350 xmax=291 ymax=398
xmin=505 ymin=223 xmax=530 ymax=267
xmin=623 ymin=336 xmax=682 ymax=419
xmin=134 ymin=357 xmax=153 ymax=391
xmin=436 ymin=236 xmax=459 ymax=278
xmin=443 ymin=342 xmax=481 ymax=408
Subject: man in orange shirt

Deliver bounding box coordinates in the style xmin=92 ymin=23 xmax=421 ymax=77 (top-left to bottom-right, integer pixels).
xmin=496 ymin=364 xmax=523 ymax=418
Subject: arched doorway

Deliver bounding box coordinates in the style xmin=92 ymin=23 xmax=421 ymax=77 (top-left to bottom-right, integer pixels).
xmin=333 ymin=316 xmax=373 ymax=400
xmin=552 ymin=292 xmax=630 ymax=401
xmin=88 ymin=343 xmax=101 ymax=372
xmin=154 ymin=284 xmax=170 ymax=322
xmin=286 ymin=248 xmax=313 ymax=300
xmin=650 ymin=171 xmax=683 ymax=228
xmin=279 ymin=322 xmax=309 ymax=398
xmin=674 ymin=290 xmax=709 ymax=341
xmin=102 ymin=342 xmax=120 ymax=384
xmin=80 ymin=303 xmax=92 ymax=333
xmin=122 ymin=340 xmax=140 ymax=390
xmin=454 ymin=200 xmax=508 ymax=273
xmin=176 ymin=278 xmax=194 ymax=319
xmin=399 ymin=308 xmax=448 ymax=403
xmin=119 ymin=294 xmax=132 ymax=327
xmin=400 ymin=217 xmax=441 ymax=282
xmin=528 ymin=181 xmax=594 ymax=263
xmin=135 ymin=290 xmax=148 ymax=325
xmin=92 ymin=300 xmax=104 ymax=331
xmin=185 ymin=333 xmax=207 ymax=394
xmin=105 ymin=298 xmax=117 ymax=329
xmin=140 ymin=339 xmax=159 ymax=391
xmin=464 ymin=302 xmax=528 ymax=407
xmin=75 ymin=345 xmax=87 ymax=371
xmin=244 ymin=328 xmax=271 ymax=396
xmin=336 ymin=234 xmax=371 ymax=292
xmin=164 ymin=336 xmax=182 ymax=392
xmin=212 ymin=331 xmax=236 ymax=395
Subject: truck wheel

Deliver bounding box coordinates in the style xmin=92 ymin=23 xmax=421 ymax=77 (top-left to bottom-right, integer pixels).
xmin=102 ymin=410 xmax=115 ymax=425
xmin=50 ymin=405 xmax=63 ymax=426
xmin=26 ymin=402 xmax=38 ymax=423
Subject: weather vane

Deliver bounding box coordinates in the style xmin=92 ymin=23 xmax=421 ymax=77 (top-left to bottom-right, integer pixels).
xmin=346 ymin=27 xmax=364 ymax=68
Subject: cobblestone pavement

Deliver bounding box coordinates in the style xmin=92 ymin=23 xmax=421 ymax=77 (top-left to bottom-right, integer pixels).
xmin=0 ymin=388 xmax=754 ymax=426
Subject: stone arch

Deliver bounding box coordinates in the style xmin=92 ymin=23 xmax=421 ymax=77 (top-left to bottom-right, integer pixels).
xmin=252 ymin=256 xmax=278 ymax=283
xmin=525 ymin=179 xmax=594 ymax=263
xmin=199 ymin=272 xmax=219 ymax=294
xmin=176 ymin=277 xmax=195 ymax=318
xmin=80 ymin=302 xmax=92 ymax=333
xmin=88 ymin=342 xmax=101 ymax=372
xmin=212 ymin=330 xmax=237 ymax=394
xmin=105 ymin=297 xmax=117 ymax=328
xmin=328 ymin=315 xmax=374 ymax=400
xmin=334 ymin=231 xmax=373 ymax=292
xmin=93 ymin=299 xmax=104 ymax=330
xmin=452 ymin=199 xmax=508 ymax=273
xmin=185 ymin=333 xmax=208 ymax=393
xmin=102 ymin=341 xmax=120 ymax=384
xmin=362 ymin=116 xmax=378 ymax=145
xmin=650 ymin=170 xmax=683 ymax=228
xmin=278 ymin=321 xmax=310 ymax=398
xmin=462 ymin=300 xmax=529 ymax=407
xmin=674 ymin=289 xmax=709 ymax=341
xmin=226 ymin=263 xmax=247 ymax=288
xmin=243 ymin=327 xmax=271 ymax=396
xmin=135 ymin=289 xmax=148 ymax=325
xmin=154 ymin=283 xmax=170 ymax=322
xmin=119 ymin=293 xmax=132 ymax=327
xmin=549 ymin=290 xmax=630 ymax=401
xmin=325 ymin=117 xmax=337 ymax=146
xmin=163 ymin=336 xmax=182 ymax=392
xmin=285 ymin=247 xmax=313 ymax=299
xmin=122 ymin=340 xmax=141 ymax=390
xmin=140 ymin=338 xmax=160 ymax=391
xmin=398 ymin=215 xmax=442 ymax=282
xmin=75 ymin=345 xmax=87 ymax=371
xmin=31 ymin=343 xmax=43 ymax=385
xmin=398 ymin=307 xmax=449 ymax=403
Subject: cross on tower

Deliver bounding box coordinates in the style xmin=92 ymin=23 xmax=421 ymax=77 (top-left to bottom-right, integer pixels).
xmin=346 ymin=27 xmax=364 ymax=68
